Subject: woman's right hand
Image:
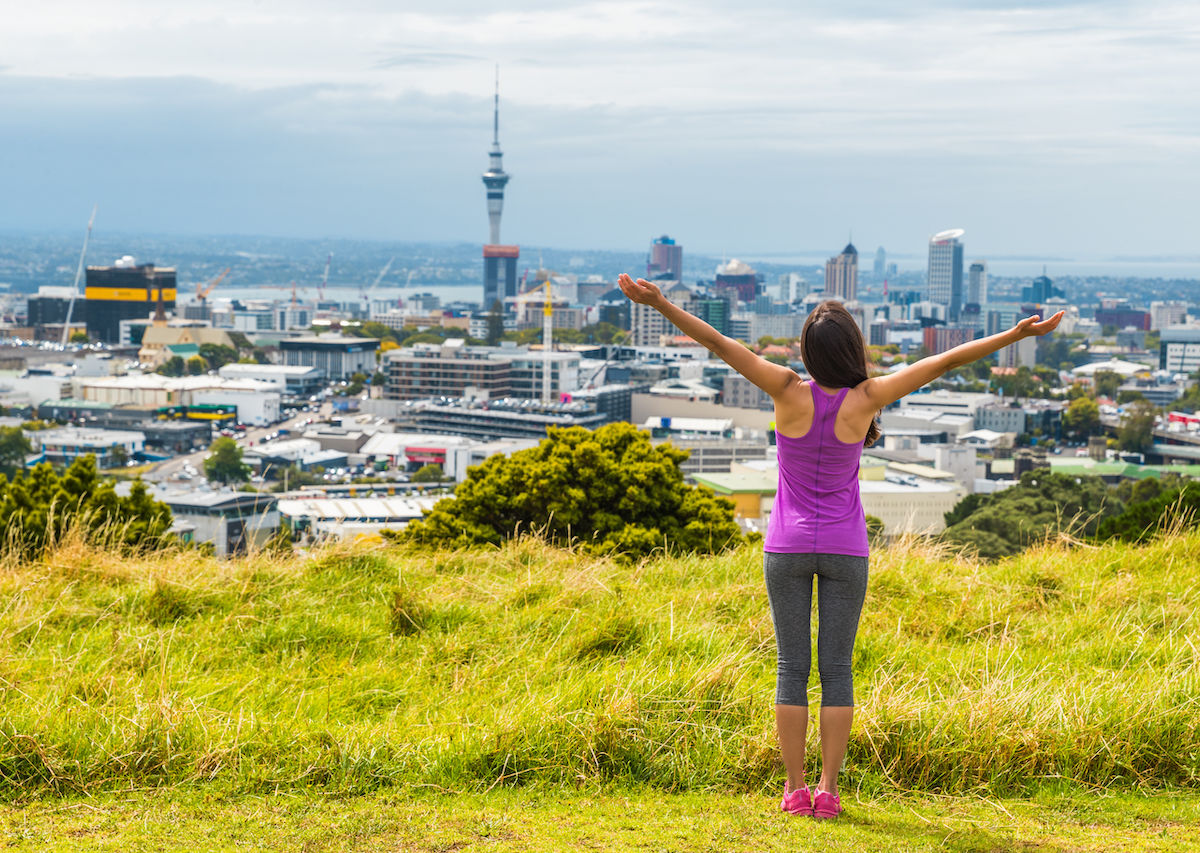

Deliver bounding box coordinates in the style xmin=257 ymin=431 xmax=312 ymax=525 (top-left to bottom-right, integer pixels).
xmin=1013 ymin=310 xmax=1065 ymax=339
xmin=618 ymin=273 xmax=665 ymax=307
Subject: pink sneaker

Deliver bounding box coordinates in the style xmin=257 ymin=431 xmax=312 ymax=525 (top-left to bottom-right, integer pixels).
xmin=812 ymin=788 xmax=842 ymax=819
xmin=780 ymin=782 xmax=813 ymax=816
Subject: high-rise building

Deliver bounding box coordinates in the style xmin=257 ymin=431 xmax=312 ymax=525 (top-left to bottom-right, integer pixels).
xmin=647 ymin=235 xmax=682 ymax=280
xmin=824 ymin=242 xmax=858 ymax=301
xmin=967 ymin=261 xmax=988 ymax=306
xmin=714 ymin=259 xmax=760 ymax=303
xmin=632 ymin=282 xmax=694 ymax=346
xmin=85 ymin=256 xmax=176 ymax=344
xmin=873 ymin=247 xmax=886 ymax=279
xmin=1149 ymin=300 xmax=1188 ymax=331
xmin=927 ymin=229 xmax=965 ymax=322
xmin=481 ymin=73 xmax=519 ymax=310
xmin=1022 ymin=274 xmax=1064 ymax=304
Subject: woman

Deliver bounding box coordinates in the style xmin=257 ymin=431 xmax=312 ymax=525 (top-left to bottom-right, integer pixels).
xmin=618 ymin=273 xmax=1063 ymax=818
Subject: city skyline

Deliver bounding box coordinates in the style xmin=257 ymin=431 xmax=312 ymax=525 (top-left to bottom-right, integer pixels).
xmin=2 ymin=1 xmax=1198 ymax=260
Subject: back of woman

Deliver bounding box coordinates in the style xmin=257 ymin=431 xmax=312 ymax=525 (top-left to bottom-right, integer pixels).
xmin=767 ymin=383 xmax=868 ymax=557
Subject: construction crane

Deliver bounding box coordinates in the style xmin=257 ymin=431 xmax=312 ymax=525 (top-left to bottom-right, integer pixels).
xmin=542 ymin=278 xmax=554 ymax=403
xmin=318 ymin=253 xmax=332 ymax=303
xmin=62 ymin=204 xmax=97 ymax=347
xmin=196 ymin=267 xmax=230 ymax=309
xmin=361 ymin=257 xmax=394 ymax=313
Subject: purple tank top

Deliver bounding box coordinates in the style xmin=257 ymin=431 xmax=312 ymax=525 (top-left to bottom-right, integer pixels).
xmin=764 ymin=381 xmax=869 ymax=556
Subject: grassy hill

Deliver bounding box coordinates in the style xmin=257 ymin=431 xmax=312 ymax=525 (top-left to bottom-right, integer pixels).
xmin=1 ymin=528 xmax=1196 ymax=803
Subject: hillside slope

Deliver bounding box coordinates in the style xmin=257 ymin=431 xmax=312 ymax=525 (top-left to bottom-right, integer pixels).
xmin=0 ymin=532 xmax=1196 ymax=796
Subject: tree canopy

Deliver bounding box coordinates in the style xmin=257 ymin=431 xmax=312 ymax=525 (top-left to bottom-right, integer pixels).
xmin=0 ymin=426 xmax=32 ymax=478
xmin=400 ymin=422 xmax=743 ymax=560
xmin=942 ymin=471 xmax=1116 ymax=559
xmin=0 ymin=456 xmax=173 ymax=557
xmin=204 ymin=437 xmax=251 ymax=484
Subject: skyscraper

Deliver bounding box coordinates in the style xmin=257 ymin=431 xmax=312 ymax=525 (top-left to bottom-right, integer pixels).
xmin=824 ymin=242 xmax=858 ymax=301
xmin=967 ymin=260 xmax=988 ymax=306
xmin=85 ymin=255 xmax=176 ymax=344
xmin=927 ymin=229 xmax=965 ymax=322
xmin=646 ymin=235 xmax=682 ymax=280
xmin=873 ymin=247 xmax=886 ymax=279
xmin=482 ymin=72 xmax=519 ymax=310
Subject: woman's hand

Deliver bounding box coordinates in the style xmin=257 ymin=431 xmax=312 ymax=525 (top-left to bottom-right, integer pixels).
xmin=1013 ymin=310 xmax=1065 ymax=339
xmin=618 ymin=273 xmax=665 ymax=307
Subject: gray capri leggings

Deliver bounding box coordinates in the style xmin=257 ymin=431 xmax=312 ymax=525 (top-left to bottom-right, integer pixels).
xmin=763 ymin=551 xmax=869 ymax=707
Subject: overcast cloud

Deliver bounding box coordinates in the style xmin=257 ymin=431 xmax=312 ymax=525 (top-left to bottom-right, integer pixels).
xmin=2 ymin=0 xmax=1198 ymax=261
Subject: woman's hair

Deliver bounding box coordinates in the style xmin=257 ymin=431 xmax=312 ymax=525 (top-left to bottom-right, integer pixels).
xmin=799 ymin=300 xmax=880 ymax=447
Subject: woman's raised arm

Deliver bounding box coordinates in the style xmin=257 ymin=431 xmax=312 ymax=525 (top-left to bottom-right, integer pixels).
xmin=618 ymin=274 xmax=799 ymax=399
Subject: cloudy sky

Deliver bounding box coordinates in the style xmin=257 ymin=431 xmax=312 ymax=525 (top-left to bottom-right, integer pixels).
xmin=2 ymin=0 xmax=1198 ymax=260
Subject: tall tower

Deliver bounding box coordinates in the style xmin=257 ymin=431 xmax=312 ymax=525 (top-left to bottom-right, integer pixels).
xmin=481 ymin=69 xmax=519 ymax=311
xmin=824 ymin=241 xmax=858 ymax=301
xmin=927 ymin=229 xmax=965 ymax=322
xmin=967 ymin=260 xmax=988 ymax=306
xmin=646 ymin=235 xmax=682 ymax=280
xmin=482 ymin=70 xmax=510 ymax=246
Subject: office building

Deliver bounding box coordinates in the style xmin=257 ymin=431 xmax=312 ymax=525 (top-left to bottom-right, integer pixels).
xmin=1022 ymin=274 xmax=1064 ymax=304
xmin=481 ymin=75 xmax=519 ymax=310
xmin=873 ymin=247 xmax=886 ymax=279
xmin=1095 ymin=300 xmax=1150 ymax=331
xmin=714 ymin=259 xmax=760 ymax=303
xmin=647 ymin=235 xmax=682 ymax=280
xmin=824 ymin=242 xmax=858 ymax=301
xmin=1150 ymin=301 xmax=1188 ymax=331
xmin=279 ymin=334 xmax=380 ymax=380
xmin=967 ymin=261 xmax=988 ymax=307
xmin=27 ymin=286 xmax=79 ymax=328
xmin=385 ymin=339 xmax=513 ymax=400
xmin=1159 ymin=326 xmax=1200 ymax=373
xmin=85 ymin=256 xmax=176 ymax=344
xmin=631 ymin=282 xmax=694 ymax=346
xmin=922 ymin=324 xmax=975 ymax=355
xmin=927 ymin=229 xmax=965 ymax=322
xmin=694 ymin=298 xmax=731 ymax=336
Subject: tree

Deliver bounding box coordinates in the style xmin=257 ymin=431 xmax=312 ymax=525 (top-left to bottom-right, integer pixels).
xmin=411 ymin=463 xmax=445 ymax=483
xmin=1093 ymin=370 xmax=1122 ymax=399
xmin=1098 ymin=482 xmax=1200 ymax=543
xmin=942 ymin=471 xmax=1116 ymax=559
xmin=1062 ymin=396 xmax=1101 ymax=439
xmin=203 ymin=437 xmax=251 ymax=484
xmin=198 ymin=343 xmax=238 ymax=370
xmin=486 ymin=300 xmax=505 ymax=346
xmin=186 ymin=356 xmax=207 ymax=375
xmin=400 ymin=422 xmax=743 ymax=560
xmin=109 ymin=444 xmax=129 ymax=467
xmin=1117 ymin=400 xmax=1156 ymax=453
xmin=69 ymin=331 xmax=89 ymax=344
xmin=0 ymin=426 xmax=32 ymax=478
xmin=0 ymin=456 xmax=173 ymax=557
xmin=158 ymin=356 xmax=185 ymax=377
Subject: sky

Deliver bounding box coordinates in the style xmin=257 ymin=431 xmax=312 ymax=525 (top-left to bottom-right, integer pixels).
xmin=2 ymin=0 xmax=1198 ymax=261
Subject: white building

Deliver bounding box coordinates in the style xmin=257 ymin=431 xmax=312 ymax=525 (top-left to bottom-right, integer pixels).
xmin=277 ymin=494 xmax=441 ymax=542
xmin=76 ymin=374 xmax=281 ymax=426
xmin=217 ymin=363 xmax=323 ymax=396
xmin=34 ymin=427 xmax=145 ymax=468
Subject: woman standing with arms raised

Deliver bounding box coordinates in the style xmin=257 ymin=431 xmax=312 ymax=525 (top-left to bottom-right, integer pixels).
xmin=618 ymin=273 xmax=1062 ymax=818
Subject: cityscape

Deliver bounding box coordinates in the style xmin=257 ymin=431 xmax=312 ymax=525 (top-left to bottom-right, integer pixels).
xmin=0 ymin=70 xmax=1199 ymax=557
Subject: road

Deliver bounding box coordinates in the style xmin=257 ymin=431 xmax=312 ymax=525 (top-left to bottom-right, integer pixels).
xmin=145 ymin=403 xmax=332 ymax=485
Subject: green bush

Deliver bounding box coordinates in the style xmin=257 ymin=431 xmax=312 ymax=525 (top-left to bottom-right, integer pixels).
xmin=400 ymin=423 xmax=742 ymax=561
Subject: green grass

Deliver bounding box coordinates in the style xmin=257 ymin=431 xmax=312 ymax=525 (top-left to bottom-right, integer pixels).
xmin=0 ymin=530 xmax=1197 ymax=839
xmin=3 ymin=786 xmax=1199 ymax=851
